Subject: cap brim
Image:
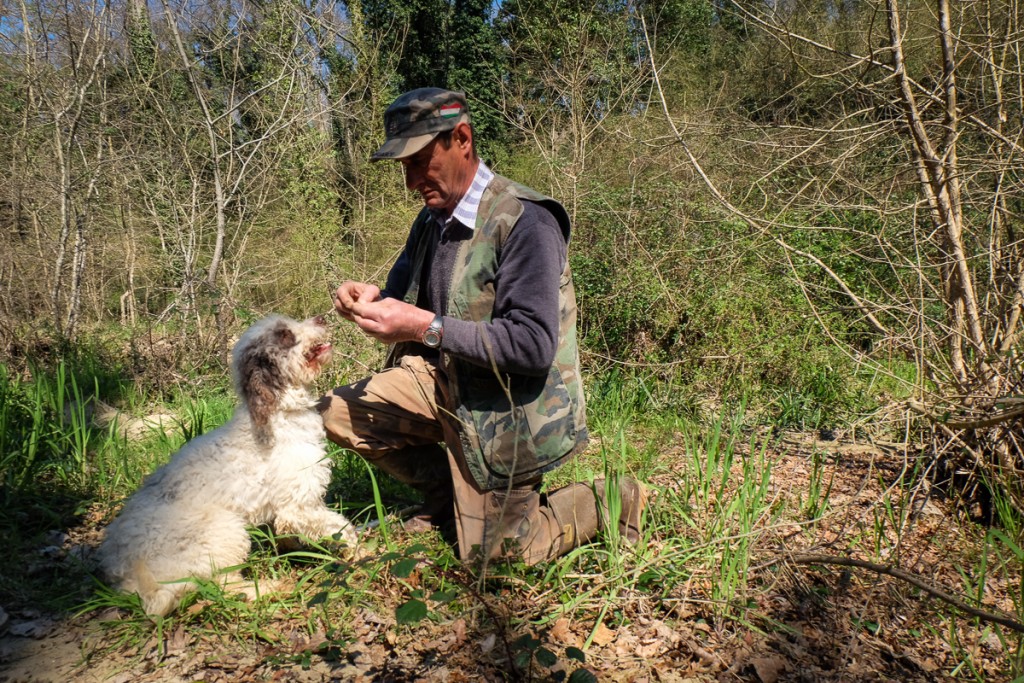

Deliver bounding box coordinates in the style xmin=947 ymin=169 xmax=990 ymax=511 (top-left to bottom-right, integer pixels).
xmin=370 ymin=132 xmax=438 ymax=162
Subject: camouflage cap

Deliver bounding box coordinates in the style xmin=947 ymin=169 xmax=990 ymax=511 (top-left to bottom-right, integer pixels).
xmin=370 ymin=88 xmax=471 ymax=162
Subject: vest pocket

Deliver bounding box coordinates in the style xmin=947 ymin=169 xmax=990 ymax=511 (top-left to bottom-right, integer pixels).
xmin=455 ymin=365 xmax=577 ymax=489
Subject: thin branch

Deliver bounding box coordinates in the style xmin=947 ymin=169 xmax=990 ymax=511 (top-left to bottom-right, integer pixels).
xmin=790 ymin=553 xmax=1024 ymax=634
xmin=640 ymin=16 xmax=888 ymax=340
xmin=908 ymin=398 xmax=1024 ymax=430
xmin=729 ymin=2 xmax=1024 ymax=158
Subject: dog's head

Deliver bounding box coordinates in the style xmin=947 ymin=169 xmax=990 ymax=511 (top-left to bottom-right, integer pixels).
xmin=232 ymin=315 xmax=333 ymax=446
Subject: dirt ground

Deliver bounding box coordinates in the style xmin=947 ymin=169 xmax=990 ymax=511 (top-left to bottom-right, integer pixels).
xmin=0 ymin=433 xmax=1018 ymax=682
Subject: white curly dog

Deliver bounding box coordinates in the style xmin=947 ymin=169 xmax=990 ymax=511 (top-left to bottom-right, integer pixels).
xmin=99 ymin=315 xmax=357 ymax=617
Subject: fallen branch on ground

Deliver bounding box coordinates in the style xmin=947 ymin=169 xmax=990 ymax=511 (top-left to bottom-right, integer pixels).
xmin=790 ymin=553 xmax=1024 ymax=634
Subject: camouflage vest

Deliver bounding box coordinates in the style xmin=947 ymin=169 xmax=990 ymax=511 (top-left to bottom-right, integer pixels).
xmin=390 ymin=173 xmax=588 ymax=490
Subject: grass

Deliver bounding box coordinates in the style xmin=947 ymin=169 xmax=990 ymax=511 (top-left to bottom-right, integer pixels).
xmin=1 ymin=358 xmax=1022 ymax=680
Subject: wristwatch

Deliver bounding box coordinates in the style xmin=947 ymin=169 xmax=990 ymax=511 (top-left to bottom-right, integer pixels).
xmin=422 ymin=314 xmax=444 ymax=348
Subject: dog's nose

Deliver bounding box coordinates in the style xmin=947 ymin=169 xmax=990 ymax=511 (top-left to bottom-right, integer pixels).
xmin=313 ymin=315 xmax=326 ymax=326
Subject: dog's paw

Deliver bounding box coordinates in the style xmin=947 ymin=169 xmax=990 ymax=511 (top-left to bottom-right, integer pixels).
xmin=314 ymin=529 xmax=358 ymax=560
xmin=332 ymin=523 xmax=358 ymax=547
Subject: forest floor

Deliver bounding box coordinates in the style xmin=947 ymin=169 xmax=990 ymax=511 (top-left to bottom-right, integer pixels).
xmin=0 ymin=430 xmax=1018 ymax=683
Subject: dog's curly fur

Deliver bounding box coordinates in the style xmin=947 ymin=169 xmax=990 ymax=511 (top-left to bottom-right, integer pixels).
xmin=98 ymin=315 xmax=356 ymax=617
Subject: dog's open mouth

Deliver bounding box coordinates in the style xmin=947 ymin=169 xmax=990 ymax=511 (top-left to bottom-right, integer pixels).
xmin=306 ymin=343 xmax=332 ymax=365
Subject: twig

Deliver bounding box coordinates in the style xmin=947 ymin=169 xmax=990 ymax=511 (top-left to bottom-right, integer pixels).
xmin=908 ymin=397 xmax=1024 ymax=430
xmin=790 ymin=553 xmax=1024 ymax=634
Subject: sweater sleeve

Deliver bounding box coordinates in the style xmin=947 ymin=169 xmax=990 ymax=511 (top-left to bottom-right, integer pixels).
xmin=441 ymin=201 xmax=567 ymax=376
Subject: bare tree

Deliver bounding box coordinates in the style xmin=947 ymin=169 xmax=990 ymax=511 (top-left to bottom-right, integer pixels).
xmin=139 ymin=0 xmax=343 ymax=352
xmin=12 ymin=0 xmax=114 ymax=338
xmin=645 ymin=0 xmax=1024 ymax=512
xmin=500 ymin=0 xmax=649 ymax=222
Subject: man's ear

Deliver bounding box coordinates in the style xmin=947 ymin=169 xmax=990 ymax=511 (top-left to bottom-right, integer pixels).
xmin=453 ymin=121 xmax=473 ymax=155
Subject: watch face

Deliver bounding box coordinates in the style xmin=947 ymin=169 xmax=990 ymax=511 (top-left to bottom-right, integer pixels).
xmin=423 ymin=315 xmax=443 ymax=348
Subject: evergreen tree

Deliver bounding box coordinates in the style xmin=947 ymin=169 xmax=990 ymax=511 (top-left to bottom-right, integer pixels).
xmin=343 ymin=0 xmax=509 ymax=158
xmin=446 ymin=0 xmax=508 ymax=161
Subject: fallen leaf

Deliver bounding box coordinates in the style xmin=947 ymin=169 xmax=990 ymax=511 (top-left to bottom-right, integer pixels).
xmin=307 ymin=631 xmax=329 ymax=651
xmin=550 ymin=617 xmax=574 ymax=645
xmin=613 ymin=630 xmax=638 ymax=657
xmin=450 ymin=618 xmax=466 ymax=646
xmin=479 ymin=633 xmax=496 ymax=655
xmin=636 ymin=639 xmax=664 ymax=658
xmin=648 ymin=620 xmax=680 ymax=646
xmin=165 ymin=625 xmax=192 ymax=654
xmin=752 ymin=656 xmax=787 ymax=683
xmin=552 ymin=622 xmax=577 ymax=643
xmin=591 ymin=622 xmax=616 ymax=647
xmin=652 ymin=664 xmax=690 ymax=683
xmin=104 ymin=674 xmax=135 ymax=683
xmin=672 ymin=603 xmax=694 ymax=620
xmin=361 ymin=609 xmax=388 ymax=626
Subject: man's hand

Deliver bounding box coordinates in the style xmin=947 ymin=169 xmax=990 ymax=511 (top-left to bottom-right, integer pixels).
xmin=349 ymin=298 xmax=435 ymax=345
xmin=333 ymin=281 xmax=381 ymax=321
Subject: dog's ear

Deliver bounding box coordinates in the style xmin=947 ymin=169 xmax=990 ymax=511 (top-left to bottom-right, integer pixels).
xmin=273 ymin=325 xmax=296 ymax=349
xmin=236 ymin=320 xmax=299 ymax=447
xmin=238 ymin=346 xmax=279 ymax=447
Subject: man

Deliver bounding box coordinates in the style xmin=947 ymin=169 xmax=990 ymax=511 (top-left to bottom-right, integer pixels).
xmin=321 ymin=88 xmax=644 ymax=565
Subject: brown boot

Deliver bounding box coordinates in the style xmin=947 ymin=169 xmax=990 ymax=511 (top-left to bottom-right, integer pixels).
xmin=364 ymin=446 xmax=454 ymax=532
xmin=545 ymin=482 xmax=602 ymax=557
xmin=592 ymin=477 xmax=647 ymax=544
xmin=545 ymin=477 xmax=647 ymax=557
xmin=401 ymin=481 xmax=455 ymax=534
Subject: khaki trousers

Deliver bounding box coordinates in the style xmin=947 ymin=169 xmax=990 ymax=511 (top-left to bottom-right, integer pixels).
xmin=320 ymin=355 xmax=573 ymax=565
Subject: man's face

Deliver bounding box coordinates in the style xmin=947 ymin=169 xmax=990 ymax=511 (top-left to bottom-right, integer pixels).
xmin=400 ymin=126 xmax=473 ymax=214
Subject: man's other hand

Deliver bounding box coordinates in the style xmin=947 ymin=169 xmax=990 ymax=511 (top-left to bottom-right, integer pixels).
xmin=349 ymin=298 xmax=435 ymax=345
xmin=333 ymin=281 xmax=381 ymax=321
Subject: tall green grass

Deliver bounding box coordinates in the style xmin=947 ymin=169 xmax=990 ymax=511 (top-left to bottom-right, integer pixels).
xmin=665 ymin=406 xmax=774 ymax=618
xmin=0 ymin=359 xmax=237 ymax=613
xmin=0 ymin=361 xmax=107 ymax=496
xmin=2 ymin=356 xmax=1021 ymax=680
xmin=0 ymin=360 xmax=236 ymax=502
